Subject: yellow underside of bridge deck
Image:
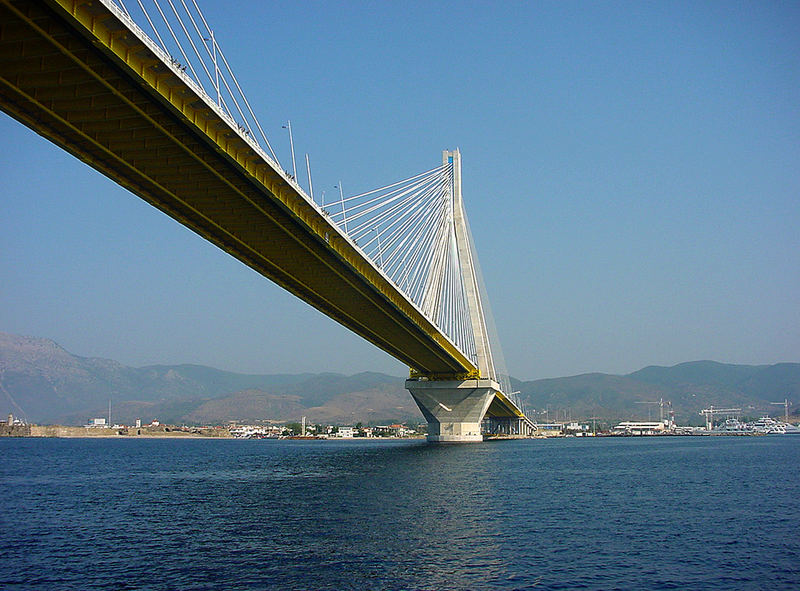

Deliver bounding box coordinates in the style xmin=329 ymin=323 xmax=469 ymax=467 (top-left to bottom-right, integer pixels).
xmin=487 ymin=390 xmax=526 ymax=419
xmin=0 ymin=0 xmax=479 ymax=379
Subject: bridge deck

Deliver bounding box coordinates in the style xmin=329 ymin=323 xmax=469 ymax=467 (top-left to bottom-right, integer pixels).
xmin=0 ymin=0 xmax=478 ymax=378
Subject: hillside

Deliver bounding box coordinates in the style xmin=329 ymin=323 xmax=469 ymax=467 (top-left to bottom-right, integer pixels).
xmin=0 ymin=332 xmax=412 ymax=425
xmin=2 ymin=332 xmax=798 ymax=426
xmin=516 ymin=360 xmax=800 ymax=424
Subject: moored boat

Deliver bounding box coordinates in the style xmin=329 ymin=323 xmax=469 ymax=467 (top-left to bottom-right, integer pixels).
xmin=749 ymin=416 xmax=800 ymax=434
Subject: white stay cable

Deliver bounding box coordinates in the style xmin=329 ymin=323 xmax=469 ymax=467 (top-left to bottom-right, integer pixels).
xmin=113 ymin=0 xmax=281 ymax=165
xmin=354 ymin=180 xmax=444 ymax=249
xmin=342 ymin=165 xmax=446 ymax=202
xmin=152 ymin=0 xmax=202 ymax=83
xmin=169 ymin=0 xmax=217 ymax=89
xmin=136 ymin=0 xmax=169 ymax=54
xmin=330 ymin=159 xmax=478 ymax=363
xmin=390 ymin=178 xmax=450 ymax=282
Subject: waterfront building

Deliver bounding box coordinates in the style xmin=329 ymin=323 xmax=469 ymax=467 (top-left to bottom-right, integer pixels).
xmin=534 ymin=423 xmax=565 ymax=437
xmin=611 ymin=421 xmax=669 ymax=435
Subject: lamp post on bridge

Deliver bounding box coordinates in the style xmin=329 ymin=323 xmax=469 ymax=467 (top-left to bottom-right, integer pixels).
xmin=373 ymin=227 xmax=384 ymax=268
xmin=335 ymin=183 xmax=348 ymax=233
xmin=282 ymin=120 xmax=297 ymax=180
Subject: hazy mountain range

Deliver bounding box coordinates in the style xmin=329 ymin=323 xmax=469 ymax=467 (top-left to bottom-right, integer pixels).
xmin=2 ymin=332 xmax=798 ymax=426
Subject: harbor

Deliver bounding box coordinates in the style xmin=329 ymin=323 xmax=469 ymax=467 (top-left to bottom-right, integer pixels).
xmin=531 ymin=404 xmax=800 ymax=437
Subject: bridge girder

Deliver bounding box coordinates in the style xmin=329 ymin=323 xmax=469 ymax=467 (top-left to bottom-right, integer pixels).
xmin=0 ymin=0 xmax=479 ymax=378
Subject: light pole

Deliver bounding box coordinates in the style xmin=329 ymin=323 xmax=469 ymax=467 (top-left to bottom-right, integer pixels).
xmin=373 ymin=227 xmax=383 ymax=267
xmin=335 ymin=183 xmax=348 ymax=233
xmin=305 ymin=153 xmax=314 ymax=202
xmin=282 ymin=120 xmax=296 ymax=180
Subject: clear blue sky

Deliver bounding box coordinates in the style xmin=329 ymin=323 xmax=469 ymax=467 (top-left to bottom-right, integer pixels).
xmin=1 ymin=1 xmax=798 ymax=380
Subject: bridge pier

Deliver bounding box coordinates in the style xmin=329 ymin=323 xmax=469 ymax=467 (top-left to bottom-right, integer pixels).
xmin=482 ymin=416 xmax=537 ymax=438
xmin=405 ymin=378 xmax=499 ymax=443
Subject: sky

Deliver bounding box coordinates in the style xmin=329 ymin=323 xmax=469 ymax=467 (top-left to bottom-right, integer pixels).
xmin=1 ymin=1 xmax=798 ymax=380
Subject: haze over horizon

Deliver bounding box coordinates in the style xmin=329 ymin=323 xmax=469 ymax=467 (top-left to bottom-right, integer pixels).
xmin=2 ymin=1 xmax=798 ymax=381
xmin=6 ymin=329 xmax=797 ymax=383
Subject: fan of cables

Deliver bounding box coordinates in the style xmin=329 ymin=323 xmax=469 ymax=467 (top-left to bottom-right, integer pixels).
xmin=327 ymin=163 xmax=478 ymax=365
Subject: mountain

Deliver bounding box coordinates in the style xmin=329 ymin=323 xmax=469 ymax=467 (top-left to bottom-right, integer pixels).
xmin=516 ymin=360 xmax=800 ymax=424
xmin=0 ymin=332 xmax=412 ymax=425
xmin=2 ymin=332 xmax=798 ymax=426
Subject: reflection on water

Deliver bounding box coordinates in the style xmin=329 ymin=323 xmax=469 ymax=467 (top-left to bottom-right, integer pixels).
xmin=364 ymin=443 xmax=511 ymax=590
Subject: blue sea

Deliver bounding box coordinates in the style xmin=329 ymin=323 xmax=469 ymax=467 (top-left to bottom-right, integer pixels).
xmin=1 ymin=436 xmax=798 ymax=590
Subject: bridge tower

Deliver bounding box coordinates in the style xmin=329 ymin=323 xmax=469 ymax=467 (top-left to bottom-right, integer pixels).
xmin=405 ymin=150 xmax=503 ymax=442
xmin=0 ymin=0 xmax=531 ymax=442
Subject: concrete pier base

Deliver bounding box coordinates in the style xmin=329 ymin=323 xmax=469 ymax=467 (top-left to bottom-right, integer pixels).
xmin=405 ymin=378 xmax=500 ymax=443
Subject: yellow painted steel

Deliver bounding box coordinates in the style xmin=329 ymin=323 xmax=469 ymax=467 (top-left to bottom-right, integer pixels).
xmin=487 ymin=389 xmax=526 ymax=418
xmin=0 ymin=0 xmax=479 ymax=379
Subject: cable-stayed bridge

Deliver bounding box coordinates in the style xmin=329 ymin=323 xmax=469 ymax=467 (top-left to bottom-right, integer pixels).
xmin=0 ymin=0 xmax=535 ymax=441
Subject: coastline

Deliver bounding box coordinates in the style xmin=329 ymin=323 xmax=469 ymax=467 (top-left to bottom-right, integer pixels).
xmin=0 ymin=424 xmax=231 ymax=439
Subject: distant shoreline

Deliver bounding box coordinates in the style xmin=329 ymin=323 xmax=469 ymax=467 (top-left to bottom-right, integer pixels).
xmin=0 ymin=425 xmax=429 ymax=440
xmin=0 ymin=424 xmax=231 ymax=439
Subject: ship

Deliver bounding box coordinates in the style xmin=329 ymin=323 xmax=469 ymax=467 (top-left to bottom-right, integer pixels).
xmin=713 ymin=418 xmax=753 ymax=433
xmin=749 ymin=416 xmax=800 ymax=435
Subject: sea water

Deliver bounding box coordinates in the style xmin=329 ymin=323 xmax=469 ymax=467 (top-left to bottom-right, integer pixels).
xmin=1 ymin=436 xmax=798 ymax=590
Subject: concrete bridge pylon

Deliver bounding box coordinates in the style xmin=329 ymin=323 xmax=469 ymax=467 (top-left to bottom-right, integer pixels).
xmin=406 ymin=149 xmax=507 ymax=442
xmin=406 ymin=378 xmax=500 ymax=443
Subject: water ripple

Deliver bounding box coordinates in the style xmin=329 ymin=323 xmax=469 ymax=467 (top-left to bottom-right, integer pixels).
xmin=1 ymin=437 xmax=798 ymax=590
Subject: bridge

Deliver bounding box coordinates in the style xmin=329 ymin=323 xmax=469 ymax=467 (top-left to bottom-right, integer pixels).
xmin=0 ymin=0 xmax=535 ymax=441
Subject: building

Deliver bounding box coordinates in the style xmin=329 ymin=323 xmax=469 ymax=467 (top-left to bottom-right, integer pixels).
xmin=535 ymin=423 xmax=564 ymax=437
xmin=612 ymin=421 xmax=669 ymax=435
xmin=565 ymin=422 xmax=593 ymax=436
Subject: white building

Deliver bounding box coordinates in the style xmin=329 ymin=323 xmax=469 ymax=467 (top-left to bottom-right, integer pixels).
xmin=534 ymin=423 xmax=564 ymax=437
xmin=612 ymin=421 xmax=668 ymax=435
